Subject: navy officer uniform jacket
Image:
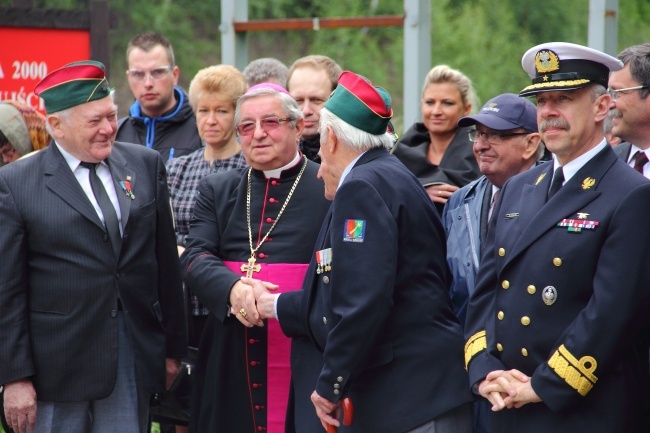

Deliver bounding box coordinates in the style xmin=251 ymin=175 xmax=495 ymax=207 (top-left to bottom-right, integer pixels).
xmin=278 ymin=147 xmax=473 ymax=433
xmin=464 ymin=144 xmax=650 ymax=432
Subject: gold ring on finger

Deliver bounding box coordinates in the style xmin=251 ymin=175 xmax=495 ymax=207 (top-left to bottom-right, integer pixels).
xmin=239 ymin=308 xmax=247 ymax=318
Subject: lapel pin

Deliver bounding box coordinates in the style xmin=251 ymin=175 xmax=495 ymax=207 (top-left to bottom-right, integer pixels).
xmin=582 ymin=177 xmax=596 ymax=190
xmin=535 ymin=173 xmax=547 ymax=185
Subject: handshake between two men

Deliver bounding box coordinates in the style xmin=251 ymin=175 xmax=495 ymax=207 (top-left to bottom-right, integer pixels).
xmin=229 ymin=276 xmax=280 ymax=327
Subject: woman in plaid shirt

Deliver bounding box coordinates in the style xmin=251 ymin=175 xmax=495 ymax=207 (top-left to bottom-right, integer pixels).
xmin=166 ymin=65 xmax=249 ymax=345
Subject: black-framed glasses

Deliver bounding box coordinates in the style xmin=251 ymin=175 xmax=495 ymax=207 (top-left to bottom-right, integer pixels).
xmin=608 ymin=85 xmax=648 ymax=101
xmin=468 ymin=129 xmax=530 ymax=145
xmin=126 ymin=66 xmax=173 ymax=82
xmin=237 ymin=117 xmax=293 ymax=136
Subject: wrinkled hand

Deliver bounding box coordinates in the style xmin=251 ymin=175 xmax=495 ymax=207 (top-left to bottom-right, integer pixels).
xmin=425 ymin=183 xmax=459 ymax=205
xmin=479 ymin=369 xmax=537 ymax=411
xmin=241 ymin=277 xmax=279 ymax=320
xmin=166 ymin=358 xmax=181 ymax=390
xmin=230 ymin=280 xmax=263 ymax=327
xmin=229 ymin=278 xmax=278 ymax=327
xmin=311 ymin=391 xmax=339 ymax=431
xmin=3 ymin=379 xmax=37 ymax=433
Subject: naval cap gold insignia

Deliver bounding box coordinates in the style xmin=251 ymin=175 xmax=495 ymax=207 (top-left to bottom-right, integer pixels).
xmin=582 ymin=177 xmax=596 ymax=190
xmin=535 ymin=49 xmax=560 ymax=74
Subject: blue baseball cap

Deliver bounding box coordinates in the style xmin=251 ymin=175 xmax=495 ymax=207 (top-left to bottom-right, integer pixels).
xmin=457 ymin=93 xmax=538 ymax=132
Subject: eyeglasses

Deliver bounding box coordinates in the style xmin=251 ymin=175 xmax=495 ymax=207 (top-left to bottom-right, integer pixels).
xmin=608 ymin=85 xmax=648 ymax=101
xmin=468 ymin=129 xmax=530 ymax=145
xmin=126 ymin=66 xmax=173 ymax=82
xmin=237 ymin=117 xmax=294 ymax=136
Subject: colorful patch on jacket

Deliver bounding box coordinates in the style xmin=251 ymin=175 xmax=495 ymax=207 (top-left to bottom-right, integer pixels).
xmin=343 ymin=219 xmax=366 ymax=243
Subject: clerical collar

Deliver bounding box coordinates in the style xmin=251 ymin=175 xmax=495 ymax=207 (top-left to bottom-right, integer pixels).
xmin=552 ymin=139 xmax=607 ymax=184
xmin=263 ymin=152 xmax=301 ymax=179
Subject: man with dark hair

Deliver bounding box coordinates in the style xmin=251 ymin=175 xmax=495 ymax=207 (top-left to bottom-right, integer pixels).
xmin=465 ymin=42 xmax=650 ymax=432
xmin=117 ymin=32 xmax=202 ymax=160
xmin=0 ymin=61 xmax=186 ymax=433
xmin=609 ymin=43 xmax=650 ymax=177
xmin=286 ymin=55 xmax=342 ymax=163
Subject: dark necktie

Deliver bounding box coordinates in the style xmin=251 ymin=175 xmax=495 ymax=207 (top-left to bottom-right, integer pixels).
xmin=633 ymin=151 xmax=648 ymax=174
xmin=487 ymin=188 xmax=501 ymax=227
xmin=80 ymin=162 xmax=121 ymax=258
xmin=547 ymin=166 xmax=564 ymax=201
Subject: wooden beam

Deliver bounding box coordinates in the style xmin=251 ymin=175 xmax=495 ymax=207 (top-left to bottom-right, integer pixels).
xmin=234 ymin=15 xmax=403 ymax=32
xmin=12 ymin=0 xmax=34 ymax=7
xmin=90 ymin=0 xmax=110 ymax=71
xmin=0 ymin=8 xmax=90 ymax=28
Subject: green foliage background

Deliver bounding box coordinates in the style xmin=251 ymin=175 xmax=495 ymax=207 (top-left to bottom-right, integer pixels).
xmin=3 ymin=0 xmax=649 ymax=132
xmin=0 ymin=4 xmax=648 ymax=431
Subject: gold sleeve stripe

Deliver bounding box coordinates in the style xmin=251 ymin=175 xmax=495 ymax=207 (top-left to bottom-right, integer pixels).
xmin=548 ymin=344 xmax=598 ymax=397
xmin=464 ymin=330 xmax=487 ymax=370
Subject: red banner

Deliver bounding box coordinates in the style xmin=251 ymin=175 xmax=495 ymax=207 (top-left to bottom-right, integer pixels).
xmin=0 ymin=27 xmax=90 ymax=113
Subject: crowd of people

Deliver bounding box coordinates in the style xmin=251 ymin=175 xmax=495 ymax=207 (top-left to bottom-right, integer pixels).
xmin=1 ymin=31 xmax=649 ymax=433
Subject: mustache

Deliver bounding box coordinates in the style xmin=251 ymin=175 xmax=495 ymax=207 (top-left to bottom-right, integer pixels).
xmin=540 ymin=118 xmax=570 ymax=133
xmin=609 ymin=108 xmax=622 ymax=118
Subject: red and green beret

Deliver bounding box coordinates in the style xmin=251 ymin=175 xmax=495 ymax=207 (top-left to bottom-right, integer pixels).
xmin=34 ymin=60 xmax=111 ymax=114
xmin=324 ymin=71 xmax=392 ymax=135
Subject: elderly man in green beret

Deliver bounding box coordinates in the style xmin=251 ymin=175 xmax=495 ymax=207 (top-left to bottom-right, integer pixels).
xmin=0 ymin=60 xmax=186 ymax=433
xmin=255 ymin=71 xmax=473 ymax=433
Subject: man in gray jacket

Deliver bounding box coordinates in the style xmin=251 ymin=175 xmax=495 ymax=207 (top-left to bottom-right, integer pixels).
xmin=442 ymin=93 xmax=542 ymax=433
xmin=443 ymin=93 xmax=542 ymax=326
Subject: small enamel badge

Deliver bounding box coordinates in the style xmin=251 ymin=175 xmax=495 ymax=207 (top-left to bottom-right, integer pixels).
xmin=535 ymin=173 xmax=547 ymax=185
xmin=542 ymin=286 xmax=557 ymax=306
xmin=343 ymin=219 xmax=365 ymax=243
xmin=120 ymin=177 xmax=135 ymax=200
xmin=315 ymin=248 xmax=332 ymax=274
xmin=582 ymin=177 xmax=596 ymax=190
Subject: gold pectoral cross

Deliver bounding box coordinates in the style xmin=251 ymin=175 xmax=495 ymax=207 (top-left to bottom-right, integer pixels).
xmin=241 ymin=256 xmax=261 ymax=278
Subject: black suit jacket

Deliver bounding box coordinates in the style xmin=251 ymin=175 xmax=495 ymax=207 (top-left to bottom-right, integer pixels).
xmin=0 ymin=141 xmax=187 ymax=401
xmin=465 ymin=145 xmax=650 ymax=432
xmin=278 ymin=148 xmax=472 ymax=433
